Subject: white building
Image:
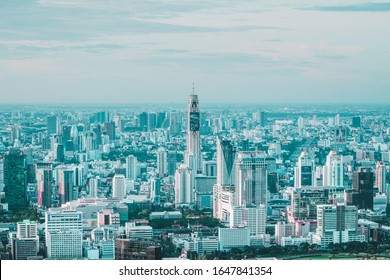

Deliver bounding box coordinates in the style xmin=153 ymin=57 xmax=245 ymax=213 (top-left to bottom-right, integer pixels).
xmin=322 ymin=151 xmax=344 ymax=187
xmin=47 ymin=230 xmax=83 ymax=259
xmin=126 ymin=155 xmax=138 ymax=180
xmin=312 ymin=204 xmax=365 ymax=249
xmin=218 ymin=227 xmax=250 ymax=251
xmin=125 ymin=222 xmax=153 ymax=239
xmin=12 ymin=220 xmax=39 ymax=260
xmin=112 ymin=174 xmax=126 ymax=199
xmin=281 ymin=236 xmax=311 ymax=247
xmin=89 ymin=176 xmax=100 ymax=198
xmin=175 ymin=164 xmax=193 ymax=205
xmin=294 ymin=151 xmax=315 ymax=188
xmin=275 ymin=221 xmax=295 ymax=245
xmin=231 ymin=205 xmax=266 ymax=236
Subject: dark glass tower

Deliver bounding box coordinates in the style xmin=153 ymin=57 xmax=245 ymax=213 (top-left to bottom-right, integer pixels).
xmin=4 ymin=149 xmax=27 ymax=211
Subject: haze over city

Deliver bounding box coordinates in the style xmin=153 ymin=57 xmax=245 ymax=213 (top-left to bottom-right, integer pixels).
xmin=1 ymin=0 xmax=390 ymax=104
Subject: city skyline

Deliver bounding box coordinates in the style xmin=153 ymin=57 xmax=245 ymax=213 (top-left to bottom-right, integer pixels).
xmin=1 ymin=0 xmax=390 ymax=104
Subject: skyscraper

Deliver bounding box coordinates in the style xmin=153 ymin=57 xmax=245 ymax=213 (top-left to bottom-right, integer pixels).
xmin=157 ymin=147 xmax=167 ymax=178
xmin=375 ymin=162 xmax=386 ymax=194
xmin=126 ymin=155 xmax=137 ymax=180
xmin=294 ymin=151 xmax=315 ymax=187
xmin=216 ymin=137 xmax=237 ymax=186
xmin=45 ymin=210 xmax=83 ymax=259
xmin=186 ymin=91 xmax=202 ymax=174
xmin=322 ymin=151 xmax=344 ymax=187
xmin=89 ymin=176 xmax=100 ymax=198
xmin=57 ymin=167 xmax=75 ymax=206
xmin=4 ymin=149 xmax=27 ymax=211
xmin=11 ymin=220 xmax=39 ymax=260
xmin=36 ymin=163 xmax=54 ymax=209
xmin=175 ymin=164 xmax=193 ymax=205
xmin=313 ymin=204 xmax=365 ymax=249
xmin=112 ymin=174 xmax=126 ymax=199
xmin=347 ymin=167 xmax=374 ymax=210
xmin=47 ymin=115 xmax=59 ymax=136
xmin=235 ymin=152 xmax=268 ymax=207
xmin=0 ymin=156 xmax=4 ymax=191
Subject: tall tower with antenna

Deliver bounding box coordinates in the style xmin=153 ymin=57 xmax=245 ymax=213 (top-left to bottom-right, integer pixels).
xmin=186 ymin=83 xmax=202 ymax=174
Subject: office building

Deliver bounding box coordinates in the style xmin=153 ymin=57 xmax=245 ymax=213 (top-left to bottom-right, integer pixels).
xmin=4 ymin=149 xmax=27 ymax=211
xmin=112 ymin=174 xmax=126 ymax=199
xmin=322 ymin=151 xmax=344 ymax=187
xmin=347 ymin=167 xmax=374 ymax=210
xmin=175 ymin=164 xmax=193 ymax=205
xmin=375 ymin=162 xmax=387 ymax=194
xmin=313 ymin=204 xmax=365 ymax=249
xmin=157 ymin=147 xmax=167 ymax=178
xmin=216 ymin=137 xmax=237 ymax=186
xmin=236 ymin=152 xmax=268 ymax=207
xmin=294 ymin=151 xmax=315 ymax=187
xmin=126 ymin=155 xmax=137 ymax=180
xmin=45 ymin=210 xmax=83 ymax=259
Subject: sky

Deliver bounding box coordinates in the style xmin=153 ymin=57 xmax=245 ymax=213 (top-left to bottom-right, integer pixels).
xmin=0 ymin=0 xmax=389 ymax=104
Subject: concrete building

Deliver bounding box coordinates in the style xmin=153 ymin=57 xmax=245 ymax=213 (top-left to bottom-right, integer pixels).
xmin=313 ymin=204 xmax=365 ymax=249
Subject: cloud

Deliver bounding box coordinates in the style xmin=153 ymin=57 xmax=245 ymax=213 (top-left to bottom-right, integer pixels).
xmin=304 ymin=3 xmax=390 ymax=12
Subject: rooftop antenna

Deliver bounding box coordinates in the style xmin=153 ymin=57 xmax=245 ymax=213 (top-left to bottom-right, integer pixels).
xmin=192 ymin=82 xmax=195 ymax=95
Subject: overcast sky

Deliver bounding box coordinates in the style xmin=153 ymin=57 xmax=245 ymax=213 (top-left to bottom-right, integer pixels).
xmin=0 ymin=0 xmax=389 ymax=104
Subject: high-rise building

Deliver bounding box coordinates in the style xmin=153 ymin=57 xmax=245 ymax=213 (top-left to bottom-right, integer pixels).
xmin=167 ymin=151 xmax=178 ymax=176
xmin=148 ymin=112 xmax=157 ymax=131
xmin=347 ymin=167 xmax=374 ymax=210
xmin=45 ymin=210 xmax=83 ymax=259
xmin=322 ymin=151 xmax=344 ymax=187
xmin=126 ymin=155 xmax=137 ymax=180
xmin=334 ymin=126 xmax=347 ymax=153
xmin=103 ymin=121 xmax=116 ymax=140
xmin=47 ymin=115 xmax=60 ymax=136
xmin=139 ymin=112 xmax=148 ymax=131
xmin=186 ymin=92 xmax=202 ymax=174
xmin=150 ymin=178 xmax=161 ymax=204
xmin=351 ymin=116 xmax=361 ymax=128
xmin=112 ymin=174 xmax=126 ymax=199
xmin=294 ymin=151 xmax=315 ymax=187
xmin=313 ymin=204 xmax=365 ymax=249
xmin=275 ymin=221 xmax=295 ymax=245
xmin=231 ymin=205 xmax=266 ymax=236
xmin=36 ymin=163 xmax=54 ymax=208
xmin=4 ymin=149 xmax=27 ymax=211
xmin=57 ymin=167 xmax=75 ymax=206
xmin=235 ymin=152 xmax=268 ymax=207
xmin=89 ymin=176 xmax=100 ymax=198
xmin=156 ymin=112 xmax=166 ymax=128
xmin=375 ymin=162 xmax=387 ymax=194
xmin=0 ymin=156 xmax=4 ymax=191
xmin=216 ymin=137 xmax=237 ymax=186
xmin=11 ymin=220 xmax=39 ymax=260
xmin=169 ymin=110 xmax=182 ymax=135
xmin=157 ymin=147 xmax=167 ymax=178
xmin=175 ymin=164 xmax=193 ymax=205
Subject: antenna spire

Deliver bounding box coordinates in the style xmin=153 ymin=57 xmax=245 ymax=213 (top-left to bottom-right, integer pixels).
xmin=192 ymin=82 xmax=195 ymax=95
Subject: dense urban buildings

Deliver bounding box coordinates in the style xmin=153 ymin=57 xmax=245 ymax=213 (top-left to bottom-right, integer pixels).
xmin=1 ymin=97 xmax=390 ymax=260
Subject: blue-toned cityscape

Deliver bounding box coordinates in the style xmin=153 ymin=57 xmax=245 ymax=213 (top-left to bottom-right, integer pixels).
xmin=0 ymin=97 xmax=390 ymax=260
